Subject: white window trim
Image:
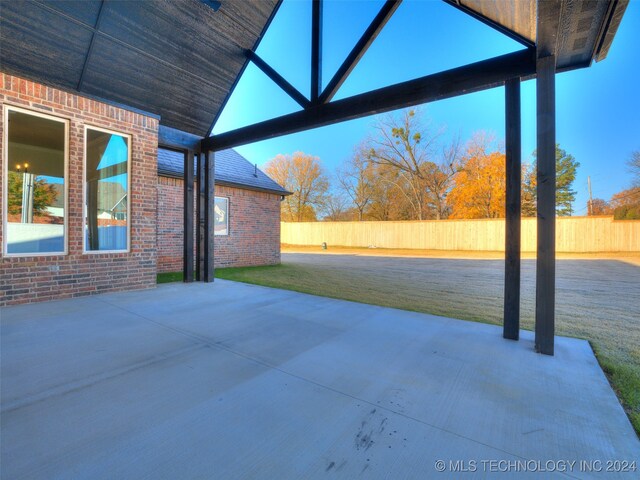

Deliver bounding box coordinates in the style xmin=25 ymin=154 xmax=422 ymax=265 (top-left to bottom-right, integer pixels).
xmin=215 ymin=196 xmax=229 ymax=236
xmin=82 ymin=124 xmax=132 ymax=254
xmin=2 ymin=105 xmax=69 ymax=257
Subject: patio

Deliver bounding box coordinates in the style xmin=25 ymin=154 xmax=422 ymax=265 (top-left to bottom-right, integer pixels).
xmin=1 ymin=281 xmax=638 ymax=479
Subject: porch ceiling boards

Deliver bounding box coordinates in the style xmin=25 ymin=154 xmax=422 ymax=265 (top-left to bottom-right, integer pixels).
xmin=0 ymin=0 xmax=279 ymax=136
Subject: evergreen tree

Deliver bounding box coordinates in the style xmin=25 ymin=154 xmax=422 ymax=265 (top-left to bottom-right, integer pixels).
xmin=525 ymin=144 xmax=580 ymax=216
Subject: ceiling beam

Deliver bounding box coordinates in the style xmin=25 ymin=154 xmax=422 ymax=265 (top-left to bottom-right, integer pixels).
xmin=536 ymin=0 xmax=562 ymax=59
xmin=77 ymin=0 xmax=106 ymax=90
xmin=310 ymin=0 xmax=323 ymax=102
xmin=442 ymin=0 xmax=535 ymax=48
xmin=207 ymin=0 xmax=284 ymax=134
xmin=319 ymin=0 xmax=402 ymax=104
xmin=159 ymin=125 xmax=203 ymax=151
xmin=247 ymin=50 xmax=311 ymax=108
xmin=202 ymin=48 xmax=536 ymax=151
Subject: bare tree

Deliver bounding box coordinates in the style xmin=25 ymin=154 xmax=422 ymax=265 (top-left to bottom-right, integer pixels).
xmin=629 ymin=150 xmax=640 ymax=187
xmin=321 ymin=192 xmax=351 ymax=221
xmin=366 ymin=108 xmax=459 ymax=220
xmin=366 ymin=163 xmax=402 ymax=220
xmin=264 ymin=152 xmax=329 ymax=222
xmin=336 ymin=144 xmax=376 ymax=221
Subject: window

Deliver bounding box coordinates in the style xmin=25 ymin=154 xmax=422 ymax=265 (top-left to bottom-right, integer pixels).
xmin=84 ymin=127 xmax=130 ymax=252
xmin=3 ymin=107 xmax=68 ymax=255
xmin=214 ymin=197 xmax=228 ymax=235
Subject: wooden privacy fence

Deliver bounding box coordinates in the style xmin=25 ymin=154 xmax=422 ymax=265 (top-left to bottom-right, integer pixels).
xmin=281 ymin=216 xmax=640 ymax=253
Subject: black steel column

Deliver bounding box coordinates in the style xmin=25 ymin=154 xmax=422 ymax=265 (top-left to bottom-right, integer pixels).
xmin=203 ymin=150 xmax=215 ymax=282
xmin=311 ymin=0 xmax=323 ymax=102
xmin=503 ymin=77 xmax=521 ymax=340
xmin=183 ymin=149 xmax=194 ymax=282
xmin=196 ymin=151 xmax=204 ymax=281
xmin=535 ymin=54 xmax=556 ymax=355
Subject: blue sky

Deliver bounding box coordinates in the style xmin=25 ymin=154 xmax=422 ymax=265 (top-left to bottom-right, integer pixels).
xmin=214 ymin=0 xmax=640 ymax=215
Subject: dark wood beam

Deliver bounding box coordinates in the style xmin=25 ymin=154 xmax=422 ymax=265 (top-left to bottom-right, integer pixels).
xmin=534 ymin=0 xmax=561 ymax=356
xmin=503 ymin=77 xmax=521 ymax=341
xmin=442 ymin=0 xmax=535 ymax=49
xmin=159 ymin=126 xmax=202 ymax=151
xmin=203 ymin=49 xmax=535 ymax=151
xmin=196 ymin=152 xmax=204 ymax=281
xmin=319 ymin=0 xmax=401 ymax=104
xmin=203 ymin=150 xmax=215 ymax=282
xmin=207 ymin=0 xmax=284 ymax=134
xmin=311 ymin=0 xmax=323 ymax=102
xmin=535 ymin=54 xmax=556 ymax=356
xmin=536 ymin=0 xmax=562 ymax=58
xmin=246 ymin=50 xmax=310 ymax=108
xmin=183 ymin=149 xmax=195 ymax=283
xmin=77 ymin=0 xmax=105 ymax=91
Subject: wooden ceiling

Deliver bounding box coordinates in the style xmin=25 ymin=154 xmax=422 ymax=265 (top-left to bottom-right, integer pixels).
xmin=0 ymin=1 xmax=628 ymax=139
xmin=452 ymin=0 xmax=629 ymax=70
xmin=0 ymin=0 xmax=278 ymax=136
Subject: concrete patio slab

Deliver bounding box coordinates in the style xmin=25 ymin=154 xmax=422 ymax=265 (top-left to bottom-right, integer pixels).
xmin=1 ymin=280 xmax=638 ymax=479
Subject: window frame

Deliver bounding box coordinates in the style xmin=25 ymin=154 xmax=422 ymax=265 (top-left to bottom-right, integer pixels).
xmin=2 ymin=105 xmax=70 ymax=257
xmin=214 ymin=196 xmax=229 ymax=236
xmin=82 ymin=124 xmax=132 ymax=254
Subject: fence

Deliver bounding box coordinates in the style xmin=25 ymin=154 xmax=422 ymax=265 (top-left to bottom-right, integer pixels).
xmin=281 ymin=216 xmax=640 ymax=253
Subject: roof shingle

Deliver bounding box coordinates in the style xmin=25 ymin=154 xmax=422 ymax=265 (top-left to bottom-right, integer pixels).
xmin=157 ymin=148 xmax=289 ymax=196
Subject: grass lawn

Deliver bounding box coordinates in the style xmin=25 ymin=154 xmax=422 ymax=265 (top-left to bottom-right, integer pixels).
xmin=157 ymin=271 xmax=183 ymax=284
xmin=158 ymin=251 xmax=640 ymax=435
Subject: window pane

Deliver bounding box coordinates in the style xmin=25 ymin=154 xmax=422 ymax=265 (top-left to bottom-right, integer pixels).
xmin=214 ymin=197 xmax=228 ymax=235
xmin=6 ymin=110 xmax=66 ymax=254
xmin=85 ymin=129 xmax=129 ymax=251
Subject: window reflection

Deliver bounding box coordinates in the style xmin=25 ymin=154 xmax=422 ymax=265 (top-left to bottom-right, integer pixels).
xmin=5 ymin=109 xmax=66 ymax=254
xmin=85 ymin=128 xmax=129 ymax=251
xmin=214 ymin=197 xmax=228 ymax=236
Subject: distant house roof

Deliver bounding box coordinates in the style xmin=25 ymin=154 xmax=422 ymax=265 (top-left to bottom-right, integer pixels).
xmin=157 ymin=148 xmax=290 ymax=196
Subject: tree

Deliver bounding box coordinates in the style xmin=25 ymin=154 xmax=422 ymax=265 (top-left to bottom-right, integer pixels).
xmin=321 ymin=193 xmax=351 ymax=221
xmin=628 ymin=150 xmax=640 ymax=187
xmin=366 ymin=108 xmax=460 ymax=220
xmin=527 ymin=144 xmax=580 ymax=216
xmin=365 ymin=163 xmax=404 ymax=221
xmin=264 ymin=152 xmax=329 ymax=222
xmin=448 ymin=149 xmax=506 ymax=219
xmin=7 ymin=171 xmax=58 ymax=220
xmin=336 ymin=144 xmax=375 ymax=221
xmin=589 ymin=198 xmax=611 ymax=216
xmin=609 ymin=187 xmax=640 ymax=220
xmin=521 ymin=164 xmax=537 ymax=217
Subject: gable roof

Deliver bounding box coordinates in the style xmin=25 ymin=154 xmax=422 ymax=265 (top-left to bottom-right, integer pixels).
xmin=0 ymin=0 xmax=279 ymax=136
xmin=158 ymin=148 xmax=290 ymax=196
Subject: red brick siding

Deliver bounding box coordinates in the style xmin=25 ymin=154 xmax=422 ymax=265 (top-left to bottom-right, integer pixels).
xmin=156 ymin=177 xmax=282 ymax=271
xmin=0 ymin=74 xmax=158 ymax=306
xmin=215 ymin=184 xmax=282 ymax=268
xmin=156 ymin=176 xmax=188 ymax=273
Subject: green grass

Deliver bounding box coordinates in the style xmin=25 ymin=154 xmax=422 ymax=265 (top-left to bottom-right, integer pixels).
xmin=160 ymin=260 xmax=640 ymax=436
xmin=157 ymin=271 xmax=183 ymax=284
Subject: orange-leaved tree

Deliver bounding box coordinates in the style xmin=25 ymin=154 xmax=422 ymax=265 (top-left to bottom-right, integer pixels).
xmin=264 ymin=152 xmax=329 ymax=222
xmin=448 ymin=134 xmax=506 ymax=219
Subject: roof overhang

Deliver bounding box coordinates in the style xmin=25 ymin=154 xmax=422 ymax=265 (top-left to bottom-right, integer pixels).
xmin=0 ymin=0 xmax=280 ymax=137
xmin=445 ymin=0 xmax=629 ymax=71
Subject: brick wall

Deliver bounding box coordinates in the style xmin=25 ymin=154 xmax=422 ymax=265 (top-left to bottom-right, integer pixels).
xmin=0 ymin=74 xmax=159 ymax=306
xmin=157 ymin=176 xmax=186 ymax=273
xmin=156 ymin=177 xmax=282 ymax=272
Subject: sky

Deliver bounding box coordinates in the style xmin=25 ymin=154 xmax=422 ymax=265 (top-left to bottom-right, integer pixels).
xmin=213 ymin=0 xmax=640 ymax=215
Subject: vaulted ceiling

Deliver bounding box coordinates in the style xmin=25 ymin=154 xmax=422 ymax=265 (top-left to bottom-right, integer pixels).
xmin=0 ymin=0 xmax=628 ymax=138
xmin=0 ymin=0 xmax=279 ymax=136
